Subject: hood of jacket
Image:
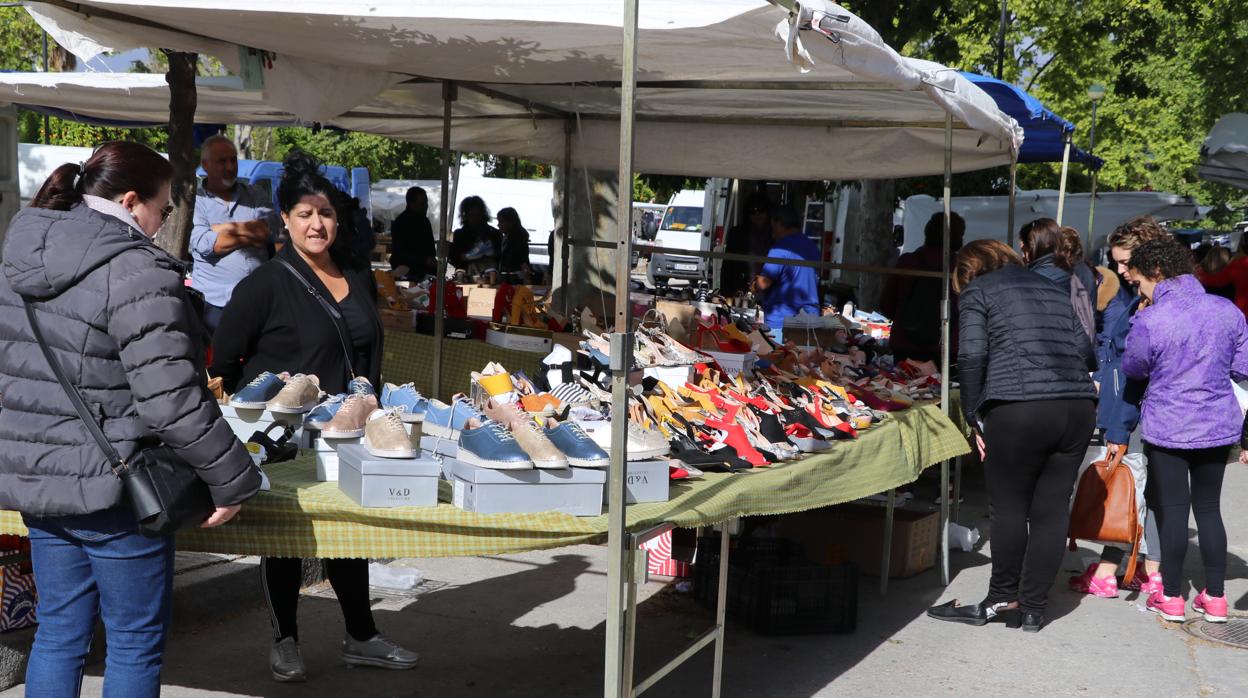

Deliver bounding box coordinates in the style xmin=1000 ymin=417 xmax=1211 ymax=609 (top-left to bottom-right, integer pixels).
xmin=2 ymin=204 xmax=151 ymax=300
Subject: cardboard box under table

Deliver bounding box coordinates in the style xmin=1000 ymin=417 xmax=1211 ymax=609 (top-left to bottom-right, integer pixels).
xmin=448 ymin=459 xmax=606 ymax=516
xmin=337 ymin=444 xmax=441 ymax=508
xmin=777 ymin=504 xmax=938 ymax=579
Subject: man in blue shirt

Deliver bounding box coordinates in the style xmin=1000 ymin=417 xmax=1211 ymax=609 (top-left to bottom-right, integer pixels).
xmin=753 ymin=207 xmax=821 ymax=337
xmin=191 ymin=135 xmax=282 ymax=333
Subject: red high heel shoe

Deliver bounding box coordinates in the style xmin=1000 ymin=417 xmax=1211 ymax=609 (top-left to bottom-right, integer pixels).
xmin=704 ymin=416 xmax=769 ymax=467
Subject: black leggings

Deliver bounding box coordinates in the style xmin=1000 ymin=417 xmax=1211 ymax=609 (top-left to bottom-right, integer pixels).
xmin=1143 ymin=444 xmax=1229 ymax=598
xmin=261 ymin=557 xmax=377 ymax=643
xmin=982 ymin=399 xmax=1096 ymax=615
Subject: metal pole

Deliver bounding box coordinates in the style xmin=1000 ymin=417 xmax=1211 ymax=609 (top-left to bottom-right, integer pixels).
xmin=1087 ymin=101 xmax=1100 ymax=252
xmin=1007 ymin=153 xmax=1018 ymax=248
xmin=1056 ymin=132 xmax=1071 ymax=225
xmin=561 ymin=122 xmax=574 ymax=316
xmin=939 ymin=112 xmax=953 ymax=587
xmin=605 ymin=0 xmax=639 ymax=695
xmin=432 ymin=81 xmax=456 ymax=401
xmin=41 ymin=31 xmax=49 ymax=144
xmin=711 ymin=522 xmax=730 ymax=698
xmin=996 ymin=0 xmax=1008 ymax=79
xmin=880 ymin=488 xmax=895 ymax=595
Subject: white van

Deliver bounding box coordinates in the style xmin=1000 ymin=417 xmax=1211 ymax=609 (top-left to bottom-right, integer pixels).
xmin=646 ymin=181 xmax=730 ymax=286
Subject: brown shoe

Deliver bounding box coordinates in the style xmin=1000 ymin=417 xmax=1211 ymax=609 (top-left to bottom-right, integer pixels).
xmin=322 ymin=394 xmax=378 ymax=439
xmin=267 ymin=374 xmax=322 ymax=414
xmin=364 ymin=408 xmax=417 ymax=458
xmin=482 ymin=398 xmax=568 ymax=469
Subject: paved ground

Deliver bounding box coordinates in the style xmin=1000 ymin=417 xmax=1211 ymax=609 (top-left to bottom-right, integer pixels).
xmin=4 ymin=461 xmax=1248 ymax=697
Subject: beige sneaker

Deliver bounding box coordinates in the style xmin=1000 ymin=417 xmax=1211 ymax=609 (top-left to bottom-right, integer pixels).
xmin=482 ymin=398 xmax=568 ymax=469
xmin=267 ymin=374 xmax=322 ymax=414
xmin=321 ymin=394 xmax=378 ymax=439
xmin=364 ymin=408 xmax=417 ymax=458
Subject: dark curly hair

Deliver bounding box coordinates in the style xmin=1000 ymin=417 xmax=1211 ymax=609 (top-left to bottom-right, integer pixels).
xmin=276 ymin=148 xmax=340 ymax=214
xmin=1126 ymin=236 xmax=1193 ymax=281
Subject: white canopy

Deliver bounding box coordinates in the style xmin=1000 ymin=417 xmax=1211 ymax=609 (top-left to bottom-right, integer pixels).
xmin=1199 ymin=113 xmax=1248 ymax=190
xmin=15 ymin=0 xmax=1021 ymax=179
xmin=903 ymin=190 xmax=1207 ymax=253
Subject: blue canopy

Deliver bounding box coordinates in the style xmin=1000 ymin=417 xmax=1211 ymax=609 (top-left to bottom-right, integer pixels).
xmin=961 ymin=72 xmax=1104 ymax=169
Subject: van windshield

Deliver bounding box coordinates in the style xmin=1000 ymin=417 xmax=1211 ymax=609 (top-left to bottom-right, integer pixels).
xmin=661 ymin=206 xmax=703 ymax=232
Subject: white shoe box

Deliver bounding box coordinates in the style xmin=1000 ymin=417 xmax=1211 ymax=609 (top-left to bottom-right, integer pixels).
xmin=703 ymin=350 xmax=757 ymax=377
xmin=337 ymin=444 xmax=442 ymax=508
xmin=219 ymin=405 xmax=304 ymax=446
xmin=307 ymin=435 xmax=363 ymax=482
xmin=642 ymin=365 xmax=693 ymax=388
xmin=485 ymin=326 xmax=553 ymax=353
xmin=447 ymin=458 xmax=606 ymax=516
xmin=420 ymin=434 xmax=459 ymax=459
xmin=601 ymin=459 xmax=669 ymax=504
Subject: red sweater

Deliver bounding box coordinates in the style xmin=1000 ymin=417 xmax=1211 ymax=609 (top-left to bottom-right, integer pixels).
xmin=1197 ymin=256 xmax=1248 ymax=319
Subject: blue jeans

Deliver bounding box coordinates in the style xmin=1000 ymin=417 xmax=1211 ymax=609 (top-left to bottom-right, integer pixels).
xmin=22 ymin=508 xmax=174 ymax=698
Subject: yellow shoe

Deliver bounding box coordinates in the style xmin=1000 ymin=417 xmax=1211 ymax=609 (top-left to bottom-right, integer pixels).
xmin=471 ymin=362 xmax=515 ymax=399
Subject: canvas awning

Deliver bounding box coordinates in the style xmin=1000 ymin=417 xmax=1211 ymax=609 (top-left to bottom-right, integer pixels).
xmin=960 ymin=72 xmax=1102 ymax=168
xmin=1199 ymin=113 xmax=1248 ymax=190
xmin=15 ymin=0 xmax=1021 ymax=179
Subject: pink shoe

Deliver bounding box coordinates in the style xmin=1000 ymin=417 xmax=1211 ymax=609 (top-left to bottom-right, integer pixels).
xmin=1147 ymin=591 xmax=1186 ymax=622
xmin=1068 ymin=564 xmax=1119 ymax=598
xmin=1193 ymin=589 xmax=1228 ymax=623
xmin=1138 ymin=572 xmax=1163 ymax=596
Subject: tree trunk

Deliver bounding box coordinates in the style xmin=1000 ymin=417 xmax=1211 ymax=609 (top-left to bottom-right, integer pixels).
xmin=154 ymin=50 xmax=198 ymax=260
xmin=850 ymin=178 xmax=896 ymax=310
xmin=551 ymin=166 xmax=620 ymax=324
xmin=234 ymin=124 xmax=254 ymax=160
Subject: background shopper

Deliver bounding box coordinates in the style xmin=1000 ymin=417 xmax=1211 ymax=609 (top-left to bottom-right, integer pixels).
xmin=1121 ymin=235 xmax=1248 ymax=624
xmin=497 ymin=206 xmax=532 ymax=282
xmin=928 ymin=239 xmax=1096 ymax=632
xmin=881 ymin=212 xmax=965 ymax=363
xmin=0 ymin=141 xmax=260 ymax=697
xmin=389 ymin=186 xmax=436 ymax=280
xmin=210 ymin=150 xmax=418 ymax=682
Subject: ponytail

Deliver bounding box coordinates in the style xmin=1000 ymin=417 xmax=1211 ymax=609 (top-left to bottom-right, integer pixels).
xmin=28 ymin=141 xmax=172 ymax=212
xmin=29 ymin=162 xmax=85 ymax=211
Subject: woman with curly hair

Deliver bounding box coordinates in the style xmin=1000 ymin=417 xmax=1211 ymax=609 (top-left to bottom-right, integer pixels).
xmin=1122 ymin=235 xmax=1248 ymax=624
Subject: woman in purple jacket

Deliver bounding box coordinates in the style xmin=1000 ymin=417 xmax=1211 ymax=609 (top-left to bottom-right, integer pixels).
xmin=1121 ymin=236 xmax=1248 ymax=624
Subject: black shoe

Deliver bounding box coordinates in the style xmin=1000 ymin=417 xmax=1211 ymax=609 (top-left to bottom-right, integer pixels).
xmin=926 ymin=600 xmax=1020 ymax=628
xmin=1021 ymin=612 xmax=1044 ymax=632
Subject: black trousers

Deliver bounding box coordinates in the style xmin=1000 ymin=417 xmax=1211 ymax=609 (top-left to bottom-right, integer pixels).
xmin=1143 ymin=444 xmax=1230 ymax=598
xmin=982 ymin=399 xmax=1096 ymax=615
xmin=260 ymin=557 xmax=377 ymax=643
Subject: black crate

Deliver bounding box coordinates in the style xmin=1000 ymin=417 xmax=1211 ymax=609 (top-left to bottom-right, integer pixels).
xmin=694 ymin=536 xmax=857 ymax=635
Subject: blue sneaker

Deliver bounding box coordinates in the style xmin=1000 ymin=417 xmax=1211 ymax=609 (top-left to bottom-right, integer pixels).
xmin=348 ymin=376 xmax=376 ymax=397
xmin=305 ymin=393 xmax=347 ymax=430
xmin=424 ymin=395 xmax=482 ymax=440
xmin=457 ymin=418 xmax=532 ymax=470
xmin=381 ymin=382 xmax=428 ymax=423
xmin=542 ymin=418 xmax=609 ymax=468
xmin=230 ymin=371 xmax=287 ymax=409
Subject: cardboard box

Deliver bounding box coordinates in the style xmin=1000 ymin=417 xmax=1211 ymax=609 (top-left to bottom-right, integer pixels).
xmin=704 ymin=350 xmax=757 ymax=376
xmin=467 ymin=286 xmax=501 ymax=320
xmin=218 ymin=405 xmax=304 ymax=447
xmin=655 ymin=300 xmax=698 ymax=343
xmin=642 ymin=365 xmax=693 ymax=388
xmin=448 ymin=458 xmax=606 ymax=516
xmin=602 ymin=459 xmax=669 ymax=504
xmin=337 ymin=444 xmax=442 ymax=508
xmin=378 ymin=308 xmax=416 ymax=331
xmin=486 ymin=324 xmax=553 ymax=353
xmin=777 ymin=504 xmax=938 ymax=579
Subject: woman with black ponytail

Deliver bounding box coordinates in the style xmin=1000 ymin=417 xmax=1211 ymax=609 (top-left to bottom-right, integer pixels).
xmin=211 ymin=150 xmax=417 ymax=682
xmin=0 ymin=141 xmax=262 ymax=695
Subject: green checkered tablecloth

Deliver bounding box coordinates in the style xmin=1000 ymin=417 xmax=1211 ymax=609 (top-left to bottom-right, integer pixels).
xmin=0 ymin=404 xmax=968 ymax=558
xmin=381 ymin=330 xmax=546 ymax=403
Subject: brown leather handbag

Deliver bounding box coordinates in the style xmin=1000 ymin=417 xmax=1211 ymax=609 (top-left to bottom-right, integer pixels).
xmin=1068 ymin=444 xmax=1143 ymax=580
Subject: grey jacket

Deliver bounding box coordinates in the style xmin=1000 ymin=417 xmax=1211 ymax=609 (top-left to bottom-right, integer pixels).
xmin=0 ymin=203 xmax=261 ymax=517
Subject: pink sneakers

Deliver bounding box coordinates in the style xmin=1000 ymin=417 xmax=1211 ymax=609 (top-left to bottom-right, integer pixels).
xmin=1068 ymin=564 xmax=1119 ymax=598
xmin=1193 ymin=590 xmax=1228 ymax=623
xmin=1138 ymin=572 xmax=1164 ymax=596
xmin=1146 ymin=592 xmax=1186 ymax=622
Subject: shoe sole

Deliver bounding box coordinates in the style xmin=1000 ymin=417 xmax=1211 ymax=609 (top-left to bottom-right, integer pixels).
xmin=271 ymin=670 xmax=307 ymax=683
xmin=267 ymin=400 xmax=320 ymax=414
xmin=457 ymin=449 xmax=533 ymax=470
xmin=1148 ymin=605 xmax=1186 ymax=622
xmin=424 ymin=422 xmax=462 ymax=441
xmin=625 ymin=446 xmax=671 ymax=460
xmin=567 ymin=456 xmax=610 ymax=468
xmin=320 ymin=428 xmax=366 ymax=439
xmin=342 ymin=655 xmax=419 ymax=670
xmin=533 ymin=458 xmax=571 ymax=469
xmin=1194 ymin=604 xmax=1228 ymax=623
xmin=363 ymin=438 xmax=417 ymax=459
xmin=229 ymin=400 xmax=271 ymax=410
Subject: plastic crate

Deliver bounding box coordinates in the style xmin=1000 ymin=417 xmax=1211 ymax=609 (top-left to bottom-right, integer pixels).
xmin=695 ymin=536 xmax=857 ymax=635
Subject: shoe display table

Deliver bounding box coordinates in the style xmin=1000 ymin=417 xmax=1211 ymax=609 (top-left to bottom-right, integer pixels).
xmin=0 ymin=404 xmax=968 ymax=559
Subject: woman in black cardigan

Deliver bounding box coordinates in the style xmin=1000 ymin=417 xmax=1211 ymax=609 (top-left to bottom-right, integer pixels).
xmin=212 ymin=151 xmax=417 ymax=682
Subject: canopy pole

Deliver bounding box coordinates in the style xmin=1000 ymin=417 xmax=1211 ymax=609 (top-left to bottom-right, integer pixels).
xmin=560 ymin=122 xmax=574 ymax=317
xmin=940 ymin=112 xmax=953 ymax=588
xmin=1007 ymin=152 xmax=1018 ymax=248
xmin=1056 ymin=132 xmax=1071 ymax=225
xmin=605 ymin=0 xmax=640 ymax=695
xmin=1087 ymin=170 xmax=1099 ymax=254
xmin=432 ymin=81 xmax=456 ymax=400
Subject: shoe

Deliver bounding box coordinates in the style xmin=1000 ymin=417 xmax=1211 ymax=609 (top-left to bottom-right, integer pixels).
xmin=1193 ymin=589 xmax=1229 ymax=623
xmin=270 ymin=637 xmax=307 ymax=683
xmin=457 ymin=418 xmax=533 ymax=470
xmin=543 ymin=418 xmax=610 ymax=468
xmin=580 ymin=421 xmax=670 ymax=460
xmin=926 ymin=600 xmax=1020 ymax=628
xmin=381 ymin=383 xmax=428 ymax=422
xmin=348 ymin=376 xmax=376 ymax=396
xmin=305 ymin=394 xmax=347 ymax=431
xmin=1146 ymin=591 xmax=1186 ymax=622
xmin=549 ymin=381 xmax=597 ymax=408
xmin=424 ymin=396 xmax=482 ymax=440
xmin=1138 ymin=572 xmax=1164 ymax=596
xmin=230 ymin=371 xmax=287 ymax=409
xmin=321 ymin=394 xmax=379 ymax=439
xmin=207 ymin=376 xmax=225 ymax=402
xmin=363 ymin=408 xmax=417 ymax=458
xmin=267 ymin=373 xmax=322 ymax=414
xmin=341 ymin=633 xmax=419 ymax=670
xmin=482 ymin=398 xmax=568 ymax=469
xmin=1068 ymin=564 xmax=1119 ymax=598
xmin=1021 ymin=612 xmax=1044 ymax=633
xmin=472 ymin=362 xmax=517 ymax=400
xmin=463 ymin=238 xmax=495 ymax=262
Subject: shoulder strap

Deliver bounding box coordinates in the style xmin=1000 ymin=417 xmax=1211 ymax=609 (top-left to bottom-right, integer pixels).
xmin=22 ymin=299 xmax=127 ymax=475
xmin=273 ymin=257 xmax=357 ymax=380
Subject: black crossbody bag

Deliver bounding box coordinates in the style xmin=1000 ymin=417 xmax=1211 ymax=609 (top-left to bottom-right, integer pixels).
xmin=22 ymin=300 xmax=214 ymax=537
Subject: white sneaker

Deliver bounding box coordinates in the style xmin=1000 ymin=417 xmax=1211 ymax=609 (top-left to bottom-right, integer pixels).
xmin=579 ymin=421 xmax=669 ymax=461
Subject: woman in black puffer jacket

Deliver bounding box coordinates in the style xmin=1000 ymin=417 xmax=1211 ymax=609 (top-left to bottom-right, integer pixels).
xmin=0 ymin=141 xmax=261 ymax=696
xmin=927 ymin=239 xmax=1096 ymax=632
